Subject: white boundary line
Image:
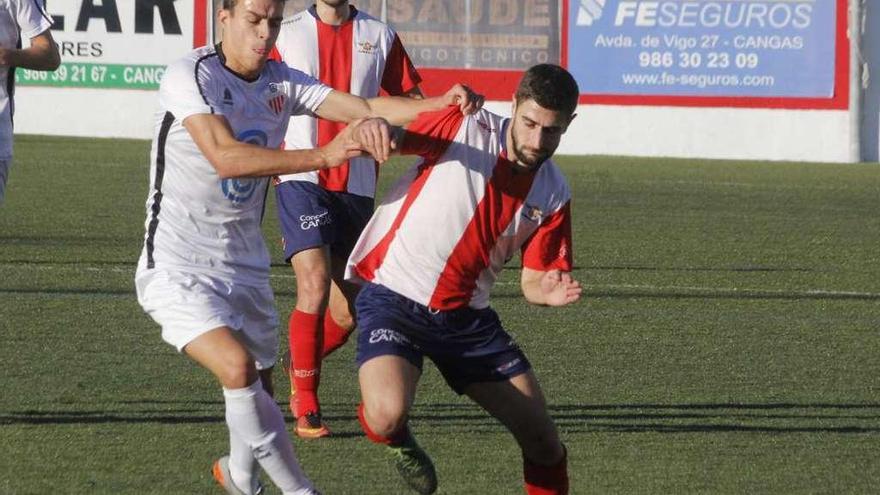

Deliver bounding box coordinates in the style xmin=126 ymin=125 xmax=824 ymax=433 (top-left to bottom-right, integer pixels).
xmin=1 ymin=262 xmax=877 ymax=299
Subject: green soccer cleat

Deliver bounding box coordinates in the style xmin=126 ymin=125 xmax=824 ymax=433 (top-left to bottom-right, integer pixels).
xmin=386 ymin=433 xmax=438 ymax=494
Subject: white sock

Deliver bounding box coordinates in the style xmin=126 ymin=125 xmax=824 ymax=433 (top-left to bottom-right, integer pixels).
xmin=223 ymin=381 xmax=316 ymax=494
xmin=228 ymin=427 xmax=259 ymax=494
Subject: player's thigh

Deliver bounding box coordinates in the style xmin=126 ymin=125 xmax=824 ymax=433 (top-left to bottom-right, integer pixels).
xmin=359 ymin=355 xmax=422 ymax=423
xmin=234 ymin=282 xmax=280 ymax=371
xmin=136 ymin=269 xmax=275 ymax=381
xmin=355 ymin=284 xmax=425 ymax=419
xmin=136 ymin=269 xmax=244 ymax=352
xmin=464 ymin=370 xmax=562 ymax=455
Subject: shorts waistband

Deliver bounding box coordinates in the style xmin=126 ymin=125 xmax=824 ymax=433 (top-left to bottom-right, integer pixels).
xmin=366 ymin=283 xmax=472 ymax=316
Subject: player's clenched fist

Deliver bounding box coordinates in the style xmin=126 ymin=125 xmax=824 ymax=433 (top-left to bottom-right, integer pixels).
xmin=351 ymin=117 xmax=393 ymax=164
xmin=443 ymin=83 xmax=485 ymax=115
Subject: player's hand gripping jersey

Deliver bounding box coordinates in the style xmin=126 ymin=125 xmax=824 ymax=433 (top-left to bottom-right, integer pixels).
xmin=138 ymin=45 xmax=331 ymax=285
xmin=346 ymin=106 xmax=573 ymax=310
xmin=273 ymin=6 xmax=420 ymax=197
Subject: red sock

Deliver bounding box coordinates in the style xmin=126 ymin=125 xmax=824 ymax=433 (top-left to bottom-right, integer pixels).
xmin=321 ymin=308 xmax=351 ymax=358
xmin=357 ymin=403 xmax=408 ymax=446
xmin=289 ymin=309 xmax=322 ymax=416
xmin=524 ymin=449 xmax=568 ymax=495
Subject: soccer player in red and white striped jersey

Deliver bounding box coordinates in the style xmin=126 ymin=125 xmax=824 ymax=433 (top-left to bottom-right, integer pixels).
xmin=347 ymin=64 xmax=581 ymax=495
xmin=269 ymin=0 xmax=423 ymax=439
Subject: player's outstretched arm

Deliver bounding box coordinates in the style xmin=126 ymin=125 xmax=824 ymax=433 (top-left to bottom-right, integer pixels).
xmin=521 ymin=268 xmax=582 ymax=307
xmin=313 ymin=84 xmax=483 ymax=127
xmin=183 ymin=113 xmax=391 ymax=178
xmin=0 ymin=31 xmax=60 ymax=71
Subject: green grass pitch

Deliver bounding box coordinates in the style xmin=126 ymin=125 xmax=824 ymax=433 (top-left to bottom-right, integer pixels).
xmin=1 ymin=135 xmax=879 ymax=494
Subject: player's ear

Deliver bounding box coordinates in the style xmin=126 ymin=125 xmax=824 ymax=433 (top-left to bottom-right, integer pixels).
xmin=217 ymin=4 xmax=231 ymax=25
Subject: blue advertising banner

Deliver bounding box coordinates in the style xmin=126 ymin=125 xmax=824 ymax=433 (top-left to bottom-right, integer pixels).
xmin=568 ymin=0 xmax=837 ymax=98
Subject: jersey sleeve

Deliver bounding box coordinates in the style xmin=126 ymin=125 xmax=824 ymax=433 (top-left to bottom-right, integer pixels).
xmin=381 ymin=34 xmax=422 ymax=96
xmin=158 ymin=57 xmax=216 ymax=121
xmin=521 ymin=201 xmax=573 ymax=272
xmin=399 ymin=106 xmax=465 ymax=161
xmin=285 ymin=66 xmax=332 ymax=116
xmin=16 ymin=0 xmax=53 ymax=39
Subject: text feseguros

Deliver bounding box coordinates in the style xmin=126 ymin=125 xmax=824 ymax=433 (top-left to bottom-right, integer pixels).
xmin=613 ymin=1 xmax=813 ymax=51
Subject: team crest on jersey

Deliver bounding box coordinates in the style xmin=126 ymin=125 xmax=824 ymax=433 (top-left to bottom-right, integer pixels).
xmin=357 ymin=40 xmax=377 ymax=55
xmin=222 ymin=88 xmax=233 ymax=107
xmin=523 ymin=204 xmax=544 ymax=221
xmin=264 ymin=83 xmax=286 ymax=115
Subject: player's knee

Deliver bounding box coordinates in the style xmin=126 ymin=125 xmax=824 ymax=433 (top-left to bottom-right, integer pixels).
xmin=295 ymin=271 xmax=331 ymax=308
xmin=216 ymin=354 xmax=259 ymax=389
xmin=330 ymin=311 xmax=355 ymax=332
xmin=365 ymin=402 xmax=408 ymax=437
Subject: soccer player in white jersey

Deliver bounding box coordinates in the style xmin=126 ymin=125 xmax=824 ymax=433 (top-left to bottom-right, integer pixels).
xmin=0 ymin=0 xmax=59 ymax=206
xmin=269 ymin=0 xmax=423 ymax=438
xmin=345 ymin=64 xmax=582 ymax=495
xmin=134 ymin=1 xmax=479 ymax=494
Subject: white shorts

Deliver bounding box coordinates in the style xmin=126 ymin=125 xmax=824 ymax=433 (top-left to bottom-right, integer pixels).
xmin=135 ymin=268 xmax=279 ymax=370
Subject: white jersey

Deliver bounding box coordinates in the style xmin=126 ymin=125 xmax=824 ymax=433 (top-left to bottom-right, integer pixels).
xmin=136 ymin=45 xmax=331 ymax=285
xmin=346 ymin=107 xmax=573 ymax=310
xmin=272 ymin=5 xmax=421 ymax=197
xmin=0 ymin=0 xmax=52 ymax=159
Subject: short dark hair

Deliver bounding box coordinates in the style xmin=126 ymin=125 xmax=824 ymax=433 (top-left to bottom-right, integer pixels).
xmin=514 ymin=64 xmax=579 ymax=116
xmin=222 ymin=0 xmax=285 ymax=10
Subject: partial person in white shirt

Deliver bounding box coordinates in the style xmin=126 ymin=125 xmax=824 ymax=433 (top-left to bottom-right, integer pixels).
xmin=0 ymin=0 xmax=60 ymax=206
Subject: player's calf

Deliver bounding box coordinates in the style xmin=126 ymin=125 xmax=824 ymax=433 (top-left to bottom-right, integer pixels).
xmin=523 ymin=445 xmax=568 ymax=495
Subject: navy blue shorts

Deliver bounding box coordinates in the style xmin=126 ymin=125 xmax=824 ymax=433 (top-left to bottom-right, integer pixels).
xmin=275 ymin=181 xmax=374 ymax=262
xmin=355 ymin=283 xmax=532 ymax=394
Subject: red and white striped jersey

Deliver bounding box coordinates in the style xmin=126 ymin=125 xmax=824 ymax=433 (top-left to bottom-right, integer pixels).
xmin=272 ymin=5 xmax=421 ymax=197
xmin=346 ymin=106 xmax=573 ymax=310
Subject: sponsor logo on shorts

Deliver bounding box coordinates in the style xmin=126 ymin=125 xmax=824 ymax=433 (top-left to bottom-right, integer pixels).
xmin=300 ymin=211 xmax=332 ymax=230
xmin=368 ymin=328 xmax=411 ymax=346
xmin=496 ymin=357 xmax=522 ymax=373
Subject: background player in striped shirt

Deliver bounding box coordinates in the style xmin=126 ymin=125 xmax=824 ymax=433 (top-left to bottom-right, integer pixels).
xmin=135 ymin=0 xmax=479 ymax=493
xmin=0 ymin=0 xmax=60 ymax=206
xmin=346 ymin=64 xmax=581 ymax=495
xmin=270 ymin=0 xmax=424 ymax=438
